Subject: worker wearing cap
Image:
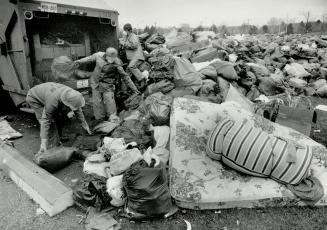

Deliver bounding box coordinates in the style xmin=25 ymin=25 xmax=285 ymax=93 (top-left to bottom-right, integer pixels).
xmin=120 ymin=23 xmax=145 ymax=81
xmin=26 ymin=82 xmax=91 ymax=153
xmin=75 ymin=47 xmax=139 ymax=120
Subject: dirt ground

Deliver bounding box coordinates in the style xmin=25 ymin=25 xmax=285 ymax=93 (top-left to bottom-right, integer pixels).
xmin=1 ymin=96 xmax=327 ymax=230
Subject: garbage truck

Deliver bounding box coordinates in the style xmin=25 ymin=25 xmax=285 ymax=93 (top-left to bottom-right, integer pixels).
xmin=0 ymin=0 xmax=119 ymax=107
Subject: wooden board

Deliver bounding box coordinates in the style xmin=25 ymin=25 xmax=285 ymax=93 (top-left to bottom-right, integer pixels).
xmin=0 ymin=140 xmax=74 ymax=216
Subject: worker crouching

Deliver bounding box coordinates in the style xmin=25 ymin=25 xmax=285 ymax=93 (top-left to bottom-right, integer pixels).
xmin=26 ymin=82 xmax=91 ymax=153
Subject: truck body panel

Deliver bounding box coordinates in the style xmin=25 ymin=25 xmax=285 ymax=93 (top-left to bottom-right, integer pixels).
xmin=0 ymin=0 xmax=119 ymax=106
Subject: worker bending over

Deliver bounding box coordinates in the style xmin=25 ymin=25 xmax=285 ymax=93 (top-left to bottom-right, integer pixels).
xmin=75 ymin=47 xmax=139 ymax=120
xmin=26 ymin=82 xmax=91 ymax=153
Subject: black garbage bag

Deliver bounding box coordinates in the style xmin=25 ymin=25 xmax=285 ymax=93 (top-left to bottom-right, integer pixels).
xmin=123 ymin=160 xmax=173 ymax=219
xmin=145 ymin=33 xmax=166 ymax=45
xmin=124 ymin=93 xmax=143 ymax=110
xmin=111 ymin=119 xmax=152 ymax=150
xmin=145 ymin=79 xmax=175 ymax=96
xmin=73 ymin=174 xmax=112 ymax=211
xmin=34 ymin=146 xmax=76 ymax=173
xmin=73 ymin=134 xmax=102 ymax=151
xmin=138 ymin=92 xmax=173 ymax=126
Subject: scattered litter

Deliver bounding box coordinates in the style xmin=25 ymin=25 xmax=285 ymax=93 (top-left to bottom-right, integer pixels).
xmin=184 ymin=220 xmax=192 ymax=230
xmin=84 ymin=207 xmax=121 ymax=230
xmin=0 ymin=120 xmax=22 ymax=140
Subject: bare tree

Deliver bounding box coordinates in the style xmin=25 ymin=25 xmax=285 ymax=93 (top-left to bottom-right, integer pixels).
xmin=301 ymin=11 xmax=311 ymax=33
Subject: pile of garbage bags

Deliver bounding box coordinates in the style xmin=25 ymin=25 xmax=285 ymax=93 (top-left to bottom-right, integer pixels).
xmin=55 ymin=32 xmax=327 ymax=221
xmin=73 ymin=126 xmax=173 ymax=219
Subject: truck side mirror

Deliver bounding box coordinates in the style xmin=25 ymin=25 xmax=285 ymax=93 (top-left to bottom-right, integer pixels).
xmin=0 ymin=42 xmax=7 ymax=56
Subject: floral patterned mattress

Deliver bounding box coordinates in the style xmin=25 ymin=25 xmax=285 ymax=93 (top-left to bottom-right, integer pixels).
xmin=169 ymin=98 xmax=327 ymax=209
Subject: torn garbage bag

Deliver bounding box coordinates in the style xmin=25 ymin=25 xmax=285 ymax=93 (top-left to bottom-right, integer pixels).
xmin=73 ymin=174 xmax=111 ymax=211
xmin=34 ymin=146 xmax=76 ymax=173
xmin=123 ymin=160 xmax=173 ymax=219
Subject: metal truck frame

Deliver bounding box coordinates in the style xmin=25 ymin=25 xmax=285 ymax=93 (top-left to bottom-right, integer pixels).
xmin=0 ymin=0 xmax=119 ymax=106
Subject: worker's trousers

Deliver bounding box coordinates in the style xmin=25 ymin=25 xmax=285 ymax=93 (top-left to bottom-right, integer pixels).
xmin=26 ymin=94 xmax=61 ymax=148
xmin=127 ymin=59 xmax=144 ymax=81
xmin=92 ymin=88 xmax=117 ymax=120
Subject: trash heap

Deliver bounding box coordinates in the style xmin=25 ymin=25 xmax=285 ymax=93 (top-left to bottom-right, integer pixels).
xmin=44 ymin=33 xmax=327 ymax=223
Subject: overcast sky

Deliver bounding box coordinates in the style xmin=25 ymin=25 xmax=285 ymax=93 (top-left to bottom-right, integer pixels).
xmin=106 ymin=0 xmax=327 ymax=28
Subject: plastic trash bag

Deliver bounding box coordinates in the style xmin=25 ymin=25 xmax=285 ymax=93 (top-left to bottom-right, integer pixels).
xmin=145 ymin=33 xmax=166 ymax=45
xmin=145 ymin=79 xmax=175 ymax=96
xmin=199 ymin=65 xmax=218 ymax=79
xmin=165 ymin=32 xmax=192 ymax=48
xmin=106 ymin=175 xmax=126 ymax=207
xmin=83 ymin=160 xmax=110 ymax=178
xmin=111 ymin=119 xmax=152 ymax=149
xmin=138 ymin=92 xmax=173 ymax=126
xmin=225 ymin=85 xmax=254 ymax=112
xmin=173 ymin=57 xmax=203 ymax=93
xmin=142 ymin=147 xmax=160 ymax=167
xmin=123 ymin=160 xmax=173 ymax=219
xmin=124 ymin=93 xmax=143 ymax=110
xmin=93 ymin=115 xmax=121 ymax=134
xmin=289 ymin=78 xmax=307 ymax=89
xmin=284 ymin=63 xmax=311 ymax=78
xmin=34 ymin=146 xmax=76 ymax=172
xmin=51 ymin=56 xmax=77 ymax=80
xmin=310 ymin=79 xmax=327 ymax=90
xmin=257 ymin=77 xmax=285 ymax=96
xmin=210 ymin=61 xmax=239 ymax=80
xmin=152 ymin=126 xmax=170 ymax=164
xmin=316 ymin=84 xmax=327 ymax=97
xmin=73 ymin=174 xmax=112 ymax=211
xmin=74 ymin=69 xmax=92 ymax=79
xmin=246 ymin=63 xmax=270 ymax=77
xmin=108 ymin=148 xmax=143 ymax=176
xmin=73 ymin=135 xmax=102 ymax=152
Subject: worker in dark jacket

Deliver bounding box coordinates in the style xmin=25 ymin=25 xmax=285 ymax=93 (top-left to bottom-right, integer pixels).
xmin=120 ymin=23 xmax=146 ymax=81
xmin=75 ymin=47 xmax=140 ymax=120
xmin=26 ymin=82 xmax=91 ymax=153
